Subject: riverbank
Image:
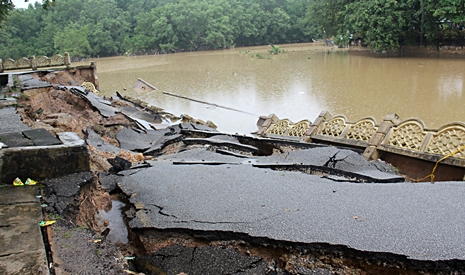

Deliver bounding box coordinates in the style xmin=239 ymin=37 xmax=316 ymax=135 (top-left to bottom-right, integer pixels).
xmin=349 ymin=44 xmax=465 ymax=58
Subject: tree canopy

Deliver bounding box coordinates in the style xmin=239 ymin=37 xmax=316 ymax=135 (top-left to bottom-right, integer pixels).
xmin=307 ymin=0 xmax=465 ymax=51
xmin=0 ymin=0 xmax=315 ymax=60
xmin=2 ymin=0 xmax=464 ymax=59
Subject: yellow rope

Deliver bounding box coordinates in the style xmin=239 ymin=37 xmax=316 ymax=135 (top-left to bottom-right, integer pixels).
xmin=409 ymin=145 xmax=465 ymax=182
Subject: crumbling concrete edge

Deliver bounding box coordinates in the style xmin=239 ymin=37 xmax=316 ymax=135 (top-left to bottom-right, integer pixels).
xmin=0 ymin=132 xmax=90 ymax=184
xmin=134 ymin=227 xmax=465 ymax=274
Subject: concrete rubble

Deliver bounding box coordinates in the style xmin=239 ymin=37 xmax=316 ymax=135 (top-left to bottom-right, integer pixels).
xmin=1 ymin=68 xmax=465 ymax=275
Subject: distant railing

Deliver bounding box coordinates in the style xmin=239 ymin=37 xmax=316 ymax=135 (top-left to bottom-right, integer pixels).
xmin=0 ymin=52 xmax=71 ymax=73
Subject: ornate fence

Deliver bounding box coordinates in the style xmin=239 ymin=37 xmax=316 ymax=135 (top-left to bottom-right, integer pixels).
xmin=256 ymin=112 xmax=465 ymax=176
xmin=0 ymin=53 xmax=70 ymax=73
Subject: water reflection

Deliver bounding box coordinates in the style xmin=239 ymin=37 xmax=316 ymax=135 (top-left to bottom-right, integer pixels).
xmin=99 ymin=200 xmax=128 ymax=244
xmin=438 ymin=75 xmax=463 ymax=97
xmin=93 ymin=44 xmax=465 ymax=133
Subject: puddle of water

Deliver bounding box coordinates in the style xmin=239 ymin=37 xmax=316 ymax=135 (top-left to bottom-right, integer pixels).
xmin=99 ymin=200 xmax=128 ymax=244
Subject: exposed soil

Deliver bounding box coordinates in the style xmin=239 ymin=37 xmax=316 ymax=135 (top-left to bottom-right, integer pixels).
xmin=18 ymin=87 xmax=130 ymax=140
xmin=47 ymin=219 xmax=128 ymax=275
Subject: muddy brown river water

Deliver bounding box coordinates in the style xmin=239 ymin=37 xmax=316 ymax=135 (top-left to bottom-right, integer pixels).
xmin=83 ymin=43 xmax=465 ymax=134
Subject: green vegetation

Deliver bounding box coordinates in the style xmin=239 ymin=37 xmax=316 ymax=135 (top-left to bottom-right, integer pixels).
xmin=47 ymin=213 xmax=63 ymax=220
xmin=253 ymin=52 xmax=270 ymax=60
xmin=307 ymin=0 xmax=465 ymax=51
xmin=0 ymin=1 xmax=54 ymax=27
xmin=62 ymin=225 xmax=87 ymax=239
xmin=0 ymin=0 xmax=315 ymax=60
xmin=1 ymin=0 xmax=463 ymax=59
xmin=269 ymin=44 xmax=280 ymax=54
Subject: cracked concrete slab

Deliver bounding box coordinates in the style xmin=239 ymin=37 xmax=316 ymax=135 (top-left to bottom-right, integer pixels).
xmin=85 ymin=128 xmax=127 ymax=155
xmin=119 ymin=160 xmax=465 ymax=261
xmin=121 ymin=106 xmax=163 ymax=124
xmin=121 ymin=106 xmax=167 ymax=131
xmin=17 ymin=74 xmax=52 ymax=90
xmin=65 ymin=86 xmax=118 ymax=118
xmin=116 ymin=127 xmax=173 ymax=152
xmin=179 ymin=123 xmax=218 ymax=132
xmin=258 ymin=147 xmax=403 ymax=182
xmin=98 ymin=172 xmax=122 ymax=193
xmin=0 ymin=185 xmax=40 ymax=205
xmin=22 ymin=128 xmax=62 ymax=146
xmin=83 ymin=89 xmax=118 ymax=118
xmin=183 ymin=137 xmax=260 ymax=154
xmin=0 ymin=128 xmax=62 ymax=148
xmin=143 ymin=134 xmax=184 ymax=155
xmin=0 ymin=107 xmax=31 ymax=134
xmin=209 ymin=134 xmax=239 ymax=143
xmin=0 ymin=132 xmax=33 ymax=147
xmin=261 ymin=147 xmax=373 ymax=170
xmin=0 ymin=185 xmax=48 ymax=275
xmin=159 ymin=147 xmax=246 ymax=164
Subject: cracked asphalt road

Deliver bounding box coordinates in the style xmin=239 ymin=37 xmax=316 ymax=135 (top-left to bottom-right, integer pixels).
xmin=118 ymin=150 xmax=465 ymax=262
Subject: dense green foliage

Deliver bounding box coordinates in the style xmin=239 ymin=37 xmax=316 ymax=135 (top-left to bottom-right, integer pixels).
xmin=2 ymin=0 xmax=463 ymax=59
xmin=307 ymin=0 xmax=465 ymax=51
xmin=0 ymin=0 xmax=315 ymax=59
xmin=0 ymin=1 xmax=14 ymax=24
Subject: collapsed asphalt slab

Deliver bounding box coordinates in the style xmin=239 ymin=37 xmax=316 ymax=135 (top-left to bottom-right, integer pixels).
xmin=0 ymin=106 xmax=31 ymax=135
xmin=118 ymin=148 xmax=465 ymax=262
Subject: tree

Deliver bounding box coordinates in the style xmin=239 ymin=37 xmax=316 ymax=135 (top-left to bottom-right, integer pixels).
xmin=0 ymin=1 xmax=14 ymax=25
xmin=53 ymin=23 xmax=91 ymax=59
xmin=0 ymin=0 xmax=55 ymax=26
xmin=345 ymin=0 xmax=418 ymax=51
xmin=0 ymin=0 xmax=343 ymax=59
xmin=305 ymin=0 xmax=465 ymax=50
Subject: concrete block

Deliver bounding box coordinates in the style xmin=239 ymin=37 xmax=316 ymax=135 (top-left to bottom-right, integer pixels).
xmin=383 ymin=113 xmax=401 ymax=124
xmin=363 ymin=146 xmax=379 ymax=161
xmin=0 ymin=132 xmax=89 ymax=184
xmin=368 ymin=132 xmax=386 ymax=146
xmin=377 ymin=121 xmax=394 ymax=134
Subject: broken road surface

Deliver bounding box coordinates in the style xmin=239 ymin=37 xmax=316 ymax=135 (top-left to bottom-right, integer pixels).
xmin=119 ymin=148 xmax=465 ymax=262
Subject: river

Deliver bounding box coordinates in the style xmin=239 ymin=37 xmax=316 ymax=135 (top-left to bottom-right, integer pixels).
xmin=82 ymin=43 xmax=465 ymax=134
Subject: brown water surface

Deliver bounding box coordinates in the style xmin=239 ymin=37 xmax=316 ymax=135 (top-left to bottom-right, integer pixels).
xmin=85 ymin=43 xmax=465 ymax=134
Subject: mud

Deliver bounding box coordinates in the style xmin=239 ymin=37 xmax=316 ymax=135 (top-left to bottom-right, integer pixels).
xmin=48 ymin=219 xmax=128 ymax=275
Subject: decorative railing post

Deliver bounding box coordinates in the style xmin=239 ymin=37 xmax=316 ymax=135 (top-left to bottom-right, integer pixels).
xmin=362 ymin=113 xmax=400 ymax=160
xmin=255 ymin=113 xmax=279 ymax=136
xmin=30 ymin=56 xmax=37 ymax=70
xmin=90 ymin=61 xmax=99 ymax=89
xmin=64 ymin=52 xmax=71 ymax=67
xmin=302 ymin=111 xmax=332 ymax=142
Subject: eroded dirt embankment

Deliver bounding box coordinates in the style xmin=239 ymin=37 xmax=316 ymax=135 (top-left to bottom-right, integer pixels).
xmin=14 ymin=70 xmax=465 ymax=275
